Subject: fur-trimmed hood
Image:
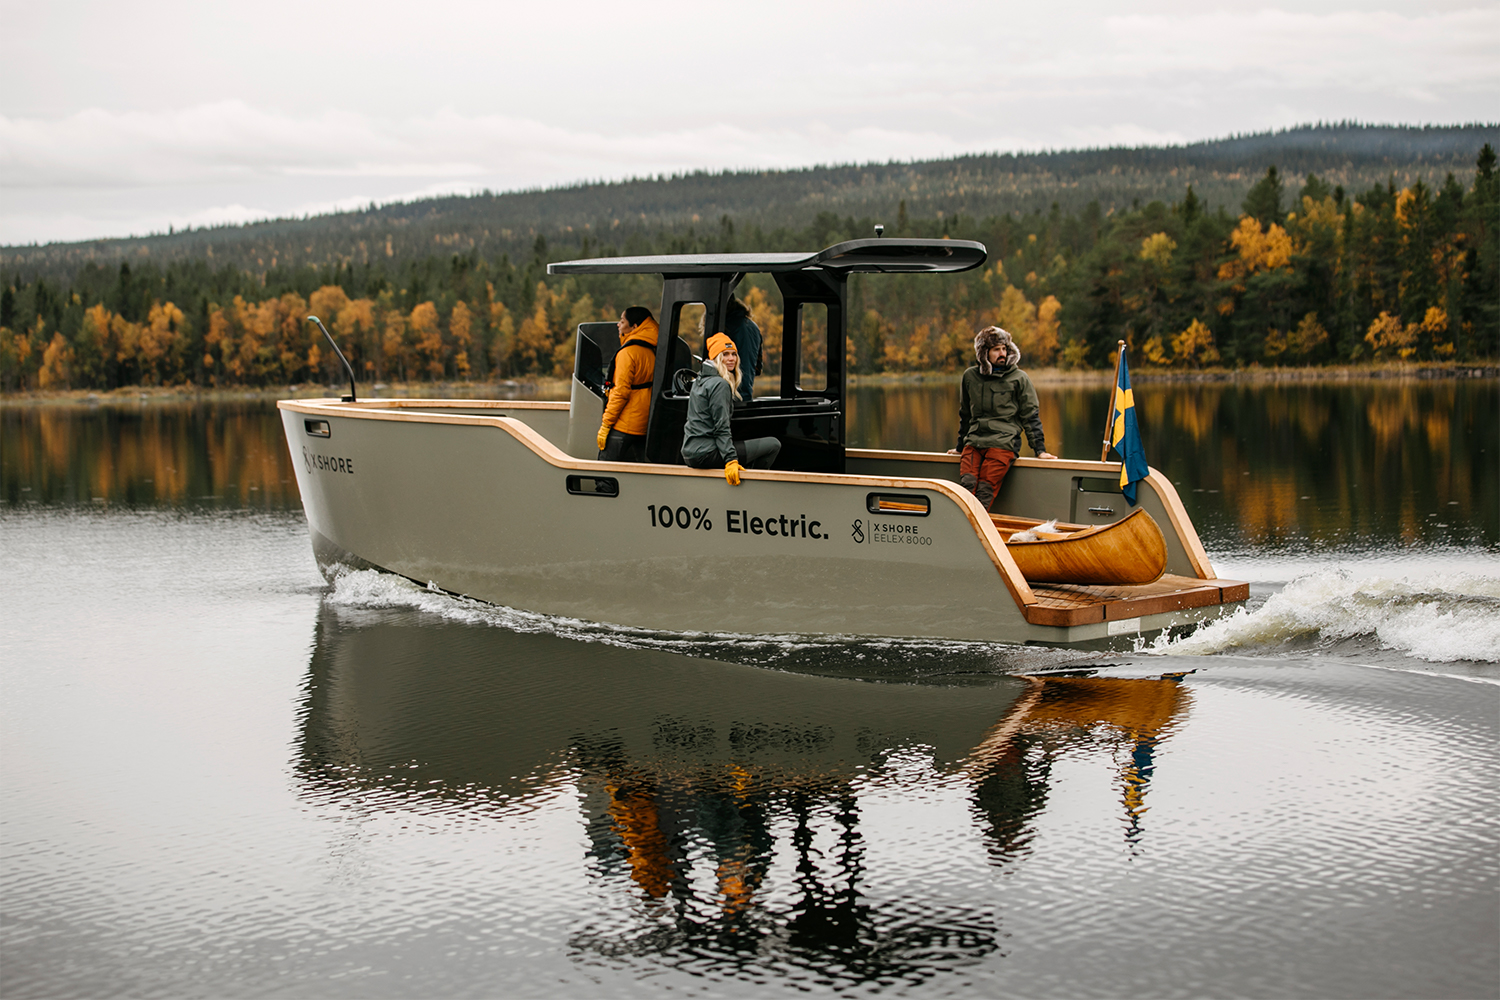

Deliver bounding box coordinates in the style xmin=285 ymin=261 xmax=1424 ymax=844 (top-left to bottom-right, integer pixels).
xmin=975 ymin=326 xmax=1021 ymax=374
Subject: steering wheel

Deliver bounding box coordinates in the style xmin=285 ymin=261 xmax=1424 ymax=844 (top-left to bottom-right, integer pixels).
xmin=672 ymin=368 xmax=698 ymax=395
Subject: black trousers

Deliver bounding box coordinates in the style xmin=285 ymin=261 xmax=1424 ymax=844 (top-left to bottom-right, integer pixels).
xmin=599 ymin=429 xmax=645 ymax=462
xmin=682 ymin=436 xmax=781 ymax=469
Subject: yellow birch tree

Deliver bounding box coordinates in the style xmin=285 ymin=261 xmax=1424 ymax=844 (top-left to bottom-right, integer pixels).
xmin=450 ymin=301 xmax=473 ymax=377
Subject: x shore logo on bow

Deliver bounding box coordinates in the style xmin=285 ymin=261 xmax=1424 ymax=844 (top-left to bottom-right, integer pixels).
xmin=303 ymin=446 xmax=354 ymax=475
xmin=851 ymin=518 xmax=931 ymax=546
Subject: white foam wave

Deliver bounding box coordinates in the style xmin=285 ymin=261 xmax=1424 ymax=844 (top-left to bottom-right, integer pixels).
xmin=326 ymin=565 xmax=1500 ymax=670
xmin=321 ymin=567 xmax=1079 ymax=676
xmin=1154 ymin=569 xmax=1500 ymax=663
xmin=326 ymin=567 xmax=761 ymax=647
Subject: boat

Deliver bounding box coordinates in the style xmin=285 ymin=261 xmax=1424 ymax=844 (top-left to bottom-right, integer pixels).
xmin=996 ymin=508 xmax=1169 ymax=586
xmin=279 ymin=237 xmax=1247 ymax=646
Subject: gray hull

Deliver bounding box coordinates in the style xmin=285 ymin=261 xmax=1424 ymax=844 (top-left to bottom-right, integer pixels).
xmin=281 ymin=398 xmax=1240 ymax=645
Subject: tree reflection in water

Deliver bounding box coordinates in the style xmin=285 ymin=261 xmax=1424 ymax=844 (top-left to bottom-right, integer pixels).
xmin=1 ymin=400 xmax=300 ymax=508
xmin=294 ymin=607 xmax=1194 ymax=987
xmin=967 ymin=677 xmax=1192 ymax=856
xmin=570 ymin=747 xmax=999 ymax=984
xmin=5 ymin=380 xmax=1493 ymax=547
xmin=846 ymin=378 xmax=1497 ymax=549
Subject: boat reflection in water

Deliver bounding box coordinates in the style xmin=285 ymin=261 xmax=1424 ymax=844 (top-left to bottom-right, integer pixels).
xmin=295 ymin=604 xmax=1191 ymax=986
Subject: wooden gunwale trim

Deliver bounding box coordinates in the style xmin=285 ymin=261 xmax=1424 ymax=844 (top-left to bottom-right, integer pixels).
xmin=848 ymin=448 xmax=1142 ymax=476
xmin=278 ymin=398 xmax=1039 ymax=608
xmin=847 ymin=447 xmax=959 ymax=463
xmin=296 ymin=398 xmax=569 ymax=411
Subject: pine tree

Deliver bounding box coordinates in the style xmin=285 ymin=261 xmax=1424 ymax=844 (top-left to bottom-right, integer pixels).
xmin=1242 ymin=167 xmax=1283 ymax=229
xmin=1298 ymin=173 xmax=1331 ymax=204
xmin=1181 ymin=185 xmax=1200 ymax=225
xmin=1462 ymin=144 xmax=1498 ymax=356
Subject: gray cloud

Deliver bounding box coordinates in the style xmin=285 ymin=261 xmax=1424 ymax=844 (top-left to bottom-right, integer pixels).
xmin=2 ymin=1 xmax=1495 ymax=244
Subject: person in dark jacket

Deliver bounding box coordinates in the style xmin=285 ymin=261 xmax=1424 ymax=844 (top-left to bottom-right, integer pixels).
xmin=681 ymin=333 xmax=780 ymax=484
xmin=946 ymin=326 xmax=1056 ymax=510
xmin=723 ymin=295 xmax=762 ymax=399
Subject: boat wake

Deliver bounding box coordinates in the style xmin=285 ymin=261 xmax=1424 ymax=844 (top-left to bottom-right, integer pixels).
xmin=321 ymin=567 xmax=1082 ymax=680
xmin=1148 ymin=568 xmax=1500 ymax=665
xmin=323 ymin=564 xmax=1500 ymax=676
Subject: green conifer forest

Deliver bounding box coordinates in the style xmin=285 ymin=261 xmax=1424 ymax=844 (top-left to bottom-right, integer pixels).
xmin=2 ymin=124 xmax=1495 ymax=391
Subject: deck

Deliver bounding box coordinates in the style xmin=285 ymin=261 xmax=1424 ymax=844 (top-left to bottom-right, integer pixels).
xmin=988 ymin=513 xmax=1247 ymax=627
xmin=1021 ymin=574 xmax=1250 ymax=627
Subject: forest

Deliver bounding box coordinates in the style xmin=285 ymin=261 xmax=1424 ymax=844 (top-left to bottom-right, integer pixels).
xmin=5 ymin=122 xmax=1492 ymax=282
xmin=1 ymin=132 xmax=1495 ymax=391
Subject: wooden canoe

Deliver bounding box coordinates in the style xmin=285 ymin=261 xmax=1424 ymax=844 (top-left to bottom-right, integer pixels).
xmin=992 ymin=508 xmax=1168 ymax=586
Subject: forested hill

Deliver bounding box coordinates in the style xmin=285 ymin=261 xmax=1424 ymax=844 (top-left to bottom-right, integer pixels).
xmin=3 ymin=123 xmax=1496 ymax=393
xmin=4 ymin=123 xmax=1495 ymax=282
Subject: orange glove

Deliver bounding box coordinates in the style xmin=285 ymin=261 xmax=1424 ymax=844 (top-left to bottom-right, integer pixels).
xmin=596 ymin=425 xmax=610 ymax=452
xmin=724 ymin=460 xmax=742 ymax=486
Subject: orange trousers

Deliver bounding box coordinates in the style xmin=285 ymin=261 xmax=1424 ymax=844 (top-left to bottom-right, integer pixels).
xmin=959 ymin=445 xmax=1016 ymax=511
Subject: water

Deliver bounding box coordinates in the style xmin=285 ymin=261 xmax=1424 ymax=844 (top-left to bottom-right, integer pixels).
xmin=3 ymin=381 xmax=1497 ymax=998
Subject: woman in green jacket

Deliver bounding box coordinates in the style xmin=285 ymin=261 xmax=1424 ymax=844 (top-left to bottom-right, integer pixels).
xmin=681 ymin=334 xmax=780 ymax=484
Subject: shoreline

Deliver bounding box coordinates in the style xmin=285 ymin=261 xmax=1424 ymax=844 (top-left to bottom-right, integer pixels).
xmin=2 ymin=363 xmax=1495 ymax=406
xmin=857 ymin=362 xmax=1500 ymax=386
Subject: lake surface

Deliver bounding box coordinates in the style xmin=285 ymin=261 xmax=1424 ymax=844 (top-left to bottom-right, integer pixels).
xmin=3 ymin=379 xmax=1497 ymax=998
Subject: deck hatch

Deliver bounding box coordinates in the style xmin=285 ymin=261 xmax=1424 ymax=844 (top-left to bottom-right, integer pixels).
xmin=1072 ymin=476 xmax=1126 ymax=522
xmin=304 ymin=419 xmax=331 ymax=438
xmin=567 ymin=475 xmax=619 ymax=497
xmin=866 ymin=493 xmax=929 ymax=516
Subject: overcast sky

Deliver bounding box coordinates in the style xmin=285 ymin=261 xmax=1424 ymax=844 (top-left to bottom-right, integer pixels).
xmin=2 ymin=0 xmax=1496 ymax=246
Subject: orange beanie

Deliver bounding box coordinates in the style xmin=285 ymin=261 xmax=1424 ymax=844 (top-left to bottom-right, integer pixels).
xmin=706 ymin=333 xmax=736 ymax=359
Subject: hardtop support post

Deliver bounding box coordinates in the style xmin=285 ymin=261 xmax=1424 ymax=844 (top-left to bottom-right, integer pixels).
xmin=644 ymin=275 xmax=731 ymax=463
xmin=772 ymin=267 xmax=846 ymax=411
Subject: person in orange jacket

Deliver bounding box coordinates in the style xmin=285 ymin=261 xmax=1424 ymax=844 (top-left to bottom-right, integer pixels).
xmin=597 ymin=306 xmax=659 ymax=461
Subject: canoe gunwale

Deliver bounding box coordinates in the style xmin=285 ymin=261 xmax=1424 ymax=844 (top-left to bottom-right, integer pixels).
xmin=1001 ymin=522 xmax=1107 ymax=544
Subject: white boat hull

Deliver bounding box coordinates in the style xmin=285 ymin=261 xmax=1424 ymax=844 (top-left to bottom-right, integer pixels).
xmin=281 ymin=398 xmax=1244 ymax=646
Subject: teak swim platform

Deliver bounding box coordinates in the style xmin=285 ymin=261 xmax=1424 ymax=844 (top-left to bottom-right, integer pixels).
xmin=280 ymin=238 xmax=1248 ymax=646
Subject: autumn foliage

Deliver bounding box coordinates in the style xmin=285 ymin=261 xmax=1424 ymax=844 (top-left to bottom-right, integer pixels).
xmin=2 ymin=146 xmax=1495 ymax=391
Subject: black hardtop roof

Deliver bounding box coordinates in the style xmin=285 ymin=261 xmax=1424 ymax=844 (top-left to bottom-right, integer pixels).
xmin=547 ymin=237 xmax=986 ymax=276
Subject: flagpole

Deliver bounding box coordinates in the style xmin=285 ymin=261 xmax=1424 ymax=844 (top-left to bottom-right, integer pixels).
xmin=1100 ymin=339 xmax=1125 ymax=462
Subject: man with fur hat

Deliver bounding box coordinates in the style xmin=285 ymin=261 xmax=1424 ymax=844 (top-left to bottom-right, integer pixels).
xmin=946 ymin=326 xmax=1056 ymax=510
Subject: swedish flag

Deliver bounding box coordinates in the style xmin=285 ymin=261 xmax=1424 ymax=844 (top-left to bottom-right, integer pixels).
xmin=1108 ymin=347 xmax=1150 ymax=505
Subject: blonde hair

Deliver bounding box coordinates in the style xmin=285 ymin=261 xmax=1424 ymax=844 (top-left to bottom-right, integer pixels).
xmin=713 ymin=353 xmax=742 ymax=401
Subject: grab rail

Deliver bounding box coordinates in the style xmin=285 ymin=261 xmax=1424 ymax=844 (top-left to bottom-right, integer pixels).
xmin=306 ymin=315 xmax=357 ymax=402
